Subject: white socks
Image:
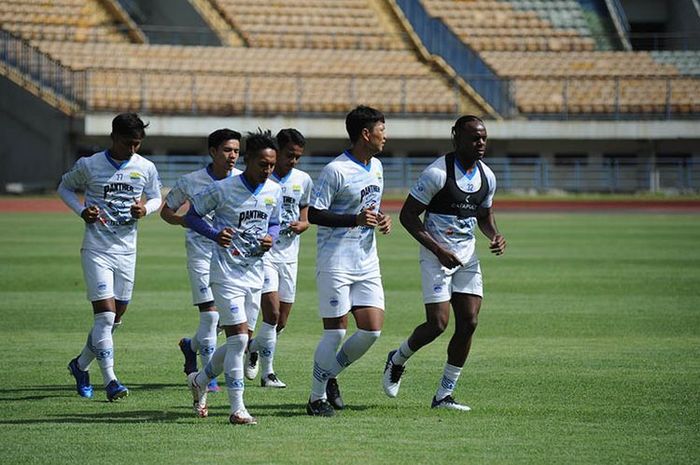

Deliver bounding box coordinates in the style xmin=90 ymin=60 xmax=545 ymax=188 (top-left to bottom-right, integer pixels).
xmin=91 ymin=312 xmax=116 ymax=385
xmin=223 ymin=333 xmax=248 ymax=413
xmin=435 ymin=363 xmax=462 ymax=401
xmin=311 ymin=329 xmax=345 ymax=401
xmin=195 ymin=311 xmax=219 ymax=368
xmin=253 ymin=322 xmax=278 ymax=376
xmin=332 ymin=329 xmax=381 ymax=376
xmin=392 ymin=340 xmax=415 ymax=366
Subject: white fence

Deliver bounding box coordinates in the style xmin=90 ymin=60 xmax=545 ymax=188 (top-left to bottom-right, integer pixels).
xmin=149 ymin=155 xmax=699 ymax=193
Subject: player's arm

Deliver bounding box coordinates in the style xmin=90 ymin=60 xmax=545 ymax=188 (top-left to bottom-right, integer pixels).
xmin=132 ymin=166 xmax=163 ymax=219
xmin=289 ymin=205 xmax=310 ymax=234
xmin=160 ymin=203 xmax=187 ymax=226
xmin=399 ymin=194 xmax=462 ymax=269
xmin=309 ymin=207 xmax=378 ymax=228
xmin=184 ymin=205 xmax=232 ymax=248
xmin=476 ymin=207 xmax=506 ymax=255
xmin=58 ymin=162 xmax=99 ymax=224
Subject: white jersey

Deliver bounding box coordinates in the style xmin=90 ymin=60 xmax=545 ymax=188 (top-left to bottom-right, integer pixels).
xmin=310 ymin=151 xmax=384 ymax=273
xmin=60 ymin=151 xmax=162 ymax=254
xmin=165 ymin=165 xmax=241 ymax=259
xmin=190 ymin=173 xmax=282 ymax=287
xmin=266 ymin=168 xmax=313 ymax=264
xmin=409 ymin=156 xmax=496 ymax=264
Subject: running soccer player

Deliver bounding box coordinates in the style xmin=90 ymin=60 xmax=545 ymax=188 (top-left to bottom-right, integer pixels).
xmin=305 ymin=105 xmax=392 ymax=417
xmin=382 ymin=116 xmax=506 ymax=411
xmin=160 ymin=129 xmax=242 ymax=393
xmin=245 ymin=128 xmax=313 ymax=388
xmin=60 ymin=113 xmax=162 ymax=401
xmin=184 ymin=130 xmax=282 ymax=426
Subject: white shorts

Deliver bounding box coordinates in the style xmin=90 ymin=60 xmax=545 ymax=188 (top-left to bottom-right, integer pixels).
xmin=187 ymin=256 xmax=214 ymax=305
xmin=81 ymin=249 xmax=136 ymax=302
xmin=316 ymin=270 xmax=385 ymax=319
xmin=262 ymin=261 xmax=298 ymax=303
xmin=212 ymin=280 xmax=261 ymax=328
xmin=420 ymin=256 xmax=483 ymax=304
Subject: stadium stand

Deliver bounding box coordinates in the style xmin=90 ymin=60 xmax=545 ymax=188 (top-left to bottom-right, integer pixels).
xmin=418 ymin=0 xmax=699 ymax=116
xmin=0 ymin=0 xmax=698 ymax=118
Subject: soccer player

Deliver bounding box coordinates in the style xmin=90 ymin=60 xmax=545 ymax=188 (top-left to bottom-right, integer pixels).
xmin=60 ymin=113 xmax=162 ymax=401
xmin=184 ymin=130 xmax=282 ymax=426
xmin=245 ymin=129 xmax=313 ymax=388
xmin=305 ymin=105 xmax=392 ymax=417
xmin=382 ymin=115 xmax=506 ymax=411
xmin=160 ymin=129 xmax=242 ymax=393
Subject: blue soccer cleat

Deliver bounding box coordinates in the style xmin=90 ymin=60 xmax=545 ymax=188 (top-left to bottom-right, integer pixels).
xmin=179 ymin=338 xmax=198 ymax=375
xmin=207 ymin=378 xmax=221 ymax=393
xmin=67 ymin=357 xmax=94 ymax=399
xmin=105 ymin=379 xmax=129 ymax=402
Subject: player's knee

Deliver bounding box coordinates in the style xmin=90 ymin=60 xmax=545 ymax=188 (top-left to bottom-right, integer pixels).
xmin=458 ymin=316 xmax=478 ymax=336
xmin=428 ymin=319 xmax=448 ymax=336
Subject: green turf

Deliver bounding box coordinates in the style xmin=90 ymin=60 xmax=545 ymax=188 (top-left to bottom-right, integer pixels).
xmin=0 ymin=211 xmax=698 ymax=464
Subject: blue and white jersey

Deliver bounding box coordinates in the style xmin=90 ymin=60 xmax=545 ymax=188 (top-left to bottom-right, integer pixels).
xmin=165 ymin=165 xmax=241 ymax=259
xmin=60 ymin=151 xmax=162 ymax=254
xmin=409 ymin=156 xmax=496 ymax=264
xmin=266 ymin=168 xmax=313 ymax=264
xmin=310 ymin=151 xmax=384 ymax=273
xmin=190 ymin=174 xmax=282 ymax=286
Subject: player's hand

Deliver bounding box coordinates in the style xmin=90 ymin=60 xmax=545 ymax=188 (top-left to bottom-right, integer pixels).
xmin=489 ymin=234 xmax=506 ymax=255
xmin=356 ymin=206 xmax=379 ymax=228
xmin=130 ymin=199 xmax=146 ymax=219
xmin=377 ymin=212 xmax=392 ymax=235
xmin=81 ymin=205 xmax=100 ymax=224
xmin=216 ymin=227 xmax=233 ymax=248
xmin=435 ymin=247 xmax=462 ymax=269
xmin=288 ymin=220 xmax=309 ymax=234
xmin=259 ymin=234 xmax=273 ymax=252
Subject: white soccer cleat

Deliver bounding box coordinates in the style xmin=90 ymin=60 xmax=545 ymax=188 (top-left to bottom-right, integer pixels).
xmin=244 ymin=350 xmax=259 ymax=380
xmin=382 ymin=350 xmax=405 ymax=398
xmin=187 ymin=372 xmax=208 ymax=418
xmin=431 ymin=395 xmax=471 ymax=412
xmin=229 ymin=409 xmax=257 ymax=425
xmin=260 ymin=373 xmax=287 ymax=388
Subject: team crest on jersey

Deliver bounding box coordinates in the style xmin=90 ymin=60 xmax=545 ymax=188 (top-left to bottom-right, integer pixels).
xmin=375 ymin=171 xmax=382 ymax=180
xmin=264 ymin=197 xmax=275 ymax=206
xmin=292 ymin=184 xmax=302 ymax=193
xmin=129 ymin=171 xmax=142 ymax=179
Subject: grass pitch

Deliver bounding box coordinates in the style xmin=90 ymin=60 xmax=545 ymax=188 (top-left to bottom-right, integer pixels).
xmin=0 ymin=211 xmax=698 ymax=464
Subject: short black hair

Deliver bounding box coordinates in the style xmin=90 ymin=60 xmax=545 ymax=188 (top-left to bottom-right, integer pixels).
xmin=244 ymin=129 xmax=278 ymax=162
xmin=276 ymin=128 xmax=305 ymax=149
xmin=345 ymin=105 xmax=385 ymax=143
xmin=112 ymin=113 xmax=148 ymax=139
xmin=452 ymin=115 xmax=485 ymax=136
xmin=208 ymin=128 xmax=241 ymax=149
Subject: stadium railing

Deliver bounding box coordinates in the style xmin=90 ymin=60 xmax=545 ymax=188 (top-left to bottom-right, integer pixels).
xmin=0 ymin=29 xmax=86 ymax=111
xmin=395 ymin=0 xmax=515 ymax=117
xmin=148 ymin=155 xmax=698 ymax=193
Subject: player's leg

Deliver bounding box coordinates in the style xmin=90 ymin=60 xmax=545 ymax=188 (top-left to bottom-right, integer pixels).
xmin=249 ymin=262 xmax=279 ymax=384
xmin=324 ymin=273 xmax=385 ymax=409
xmin=258 ymin=261 xmax=297 ymax=387
xmin=307 ymin=271 xmax=349 ymax=416
xmin=276 ymin=261 xmax=298 ymax=333
xmin=432 ymin=262 xmax=483 ymax=411
xmin=257 ymin=290 xmax=285 ymax=387
xmin=383 ymin=262 xmax=452 ymax=398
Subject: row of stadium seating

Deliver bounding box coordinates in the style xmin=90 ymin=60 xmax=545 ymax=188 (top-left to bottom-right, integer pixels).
xmin=1 ymin=0 xmax=698 ymax=117
xmin=423 ymin=0 xmax=596 ymax=51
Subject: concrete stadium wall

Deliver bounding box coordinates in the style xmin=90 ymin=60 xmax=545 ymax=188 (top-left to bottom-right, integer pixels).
xmin=0 ymin=77 xmax=76 ymax=193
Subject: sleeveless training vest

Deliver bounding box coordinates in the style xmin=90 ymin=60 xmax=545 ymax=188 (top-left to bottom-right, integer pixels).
xmin=426 ymin=153 xmax=489 ymax=218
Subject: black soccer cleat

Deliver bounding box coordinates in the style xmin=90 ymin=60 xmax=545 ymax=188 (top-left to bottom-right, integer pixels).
xmin=306 ymin=398 xmax=336 ymax=417
xmin=326 ymin=377 xmax=344 ymax=410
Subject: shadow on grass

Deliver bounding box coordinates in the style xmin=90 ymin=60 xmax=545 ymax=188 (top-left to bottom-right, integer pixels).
xmin=0 ymin=383 xmax=182 ymax=402
xmin=0 ymin=410 xmax=191 ymax=424
xmin=205 ymin=402 xmax=374 ymax=418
